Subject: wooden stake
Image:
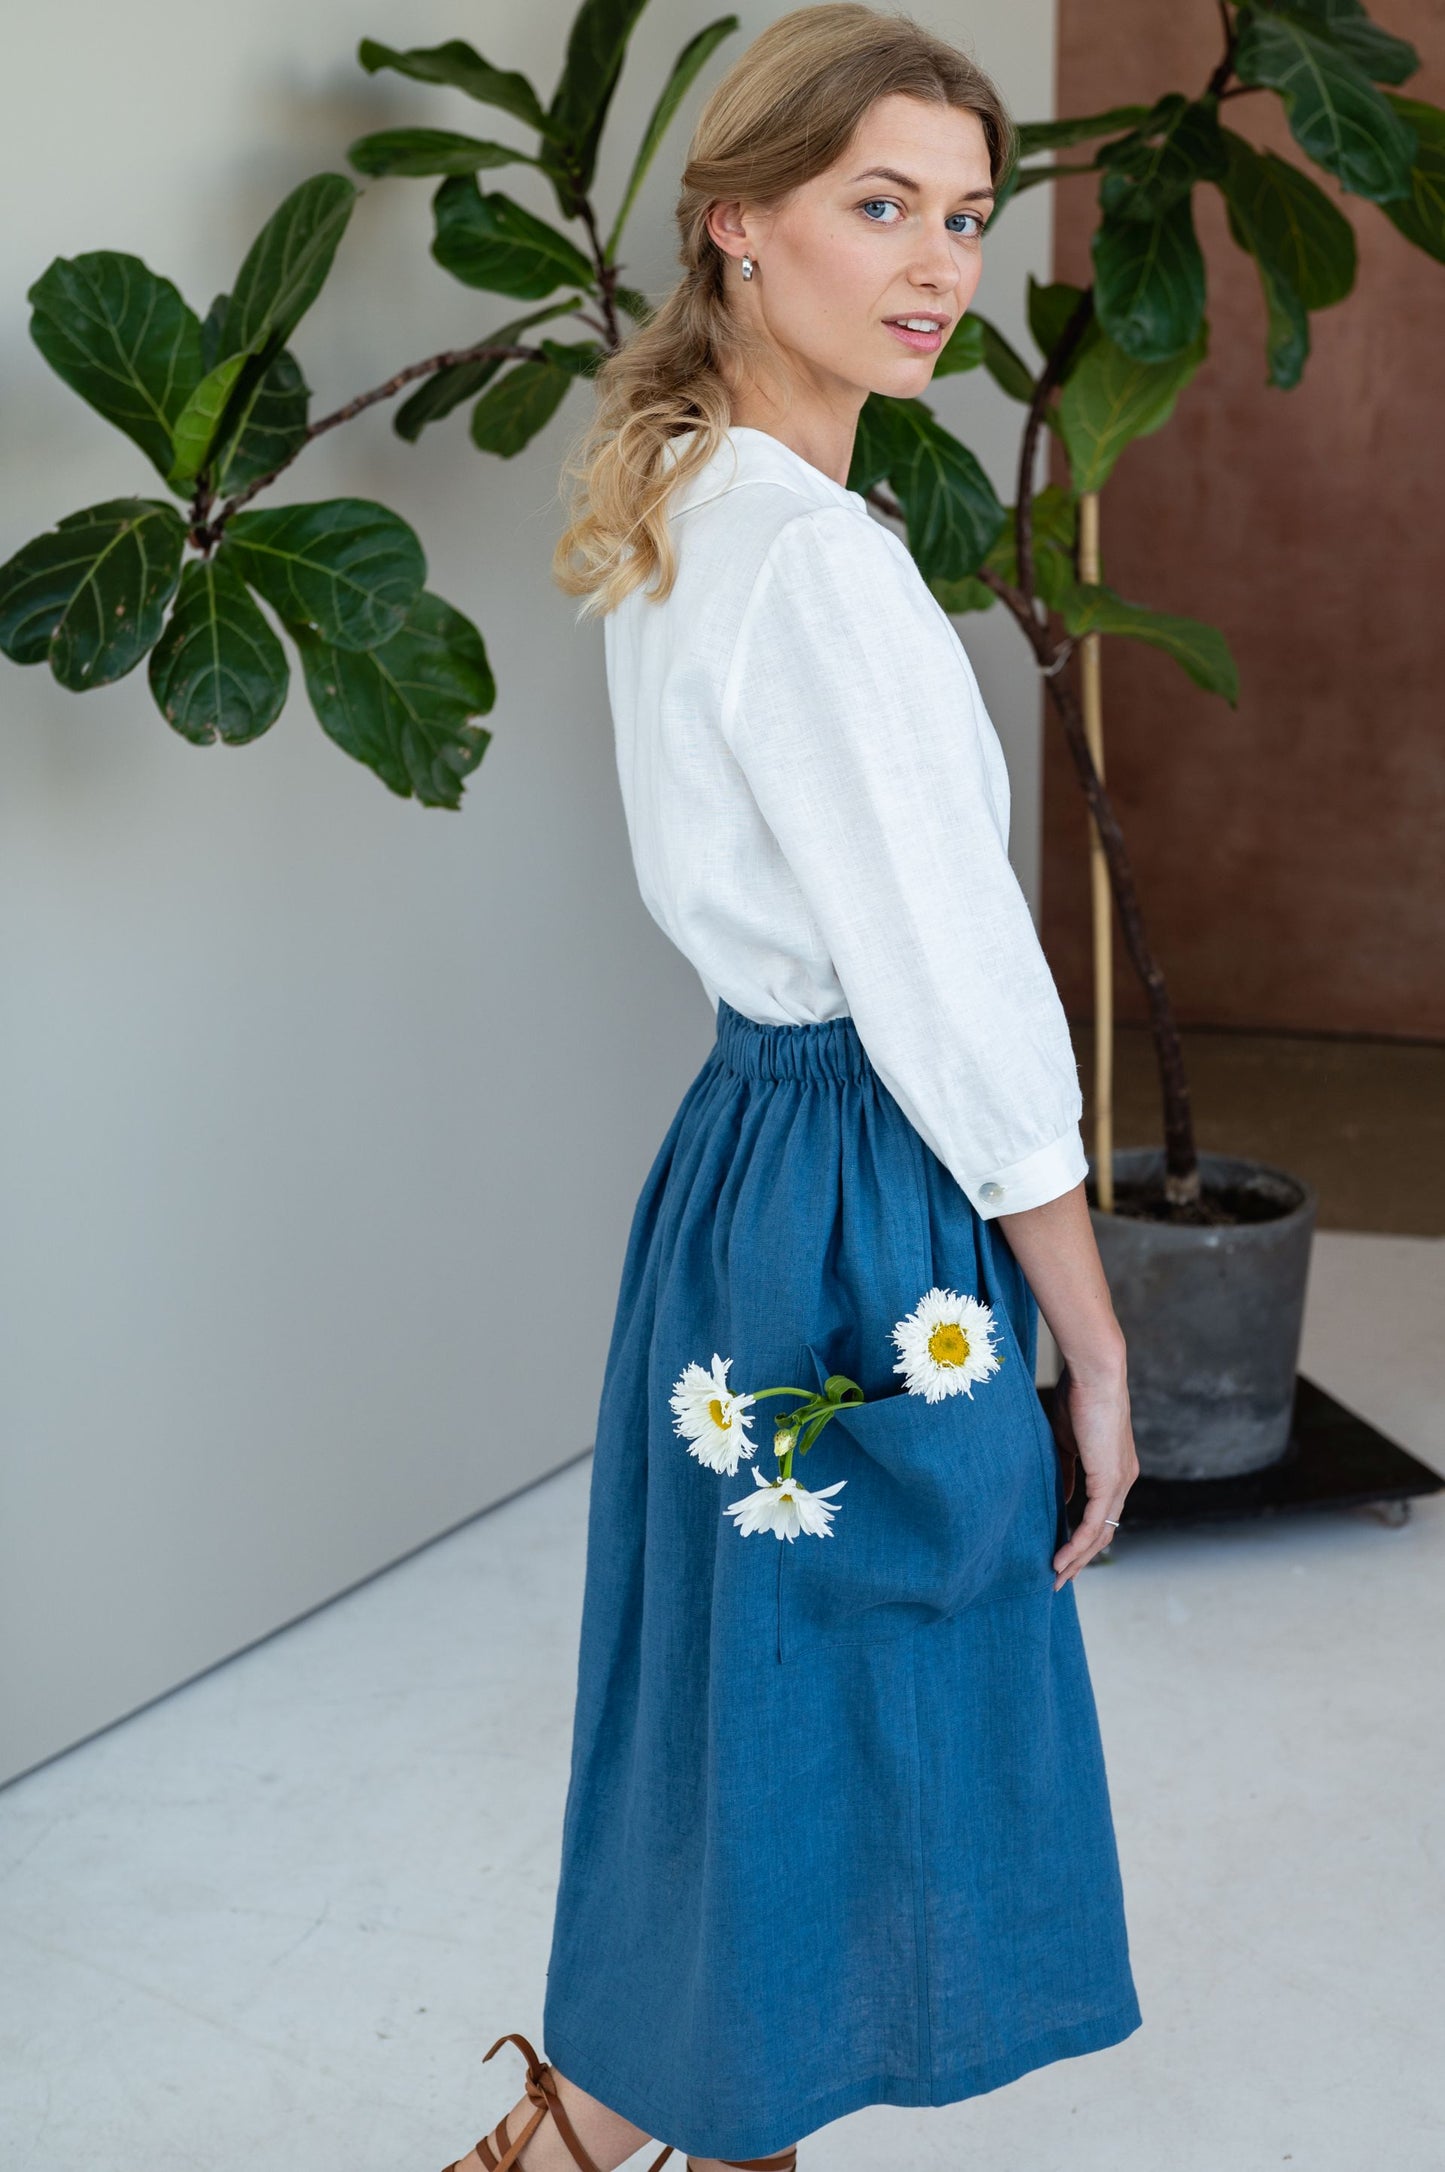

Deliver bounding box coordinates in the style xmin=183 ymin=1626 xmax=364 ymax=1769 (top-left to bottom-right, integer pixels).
xmin=1078 ymin=492 xmax=1113 ymax=1214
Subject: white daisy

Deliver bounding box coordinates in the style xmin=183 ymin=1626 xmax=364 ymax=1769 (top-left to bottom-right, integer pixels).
xmin=723 ymin=1465 xmax=847 ymax=1539
xmin=890 ymin=1285 xmax=1002 ymax=1402
xmin=669 ymin=1352 xmax=757 ymax=1474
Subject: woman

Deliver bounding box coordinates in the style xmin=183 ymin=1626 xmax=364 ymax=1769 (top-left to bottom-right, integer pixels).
xmin=444 ymin=9 xmax=1141 ymax=2170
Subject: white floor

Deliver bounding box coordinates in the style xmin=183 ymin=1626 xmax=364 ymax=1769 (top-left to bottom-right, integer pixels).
xmin=3 ymin=1230 xmax=1443 ymax=2172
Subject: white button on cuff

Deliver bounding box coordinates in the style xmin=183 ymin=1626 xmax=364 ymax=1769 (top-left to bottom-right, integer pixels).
xmin=978 ymin=1181 xmax=1005 ymax=1204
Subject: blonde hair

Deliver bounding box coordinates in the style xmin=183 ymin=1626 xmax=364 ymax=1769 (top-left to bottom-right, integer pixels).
xmin=550 ymin=3 xmax=1014 ymax=619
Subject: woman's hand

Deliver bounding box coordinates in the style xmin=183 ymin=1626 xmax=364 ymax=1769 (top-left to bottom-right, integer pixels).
xmin=1049 ymin=1359 xmax=1138 ymax=1589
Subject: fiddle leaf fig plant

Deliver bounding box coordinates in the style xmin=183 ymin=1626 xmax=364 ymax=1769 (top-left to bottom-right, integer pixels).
xmin=0 ymin=0 xmax=741 ymax=807
xmin=847 ymin=0 xmax=1443 ymax=1213
xmin=0 ymin=0 xmax=1438 ymax=1208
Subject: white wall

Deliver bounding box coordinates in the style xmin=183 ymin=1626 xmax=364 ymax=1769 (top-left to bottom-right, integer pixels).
xmin=0 ymin=0 xmax=1055 ymax=1786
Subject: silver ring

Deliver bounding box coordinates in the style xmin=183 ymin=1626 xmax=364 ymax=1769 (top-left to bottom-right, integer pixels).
xmin=1104 ymin=1517 xmax=1121 ymax=1528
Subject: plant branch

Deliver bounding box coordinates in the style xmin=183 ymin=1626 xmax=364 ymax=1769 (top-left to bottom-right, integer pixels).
xmin=1015 ymin=287 xmax=1095 ymax=607
xmin=196 ymin=337 xmax=561 ymax=542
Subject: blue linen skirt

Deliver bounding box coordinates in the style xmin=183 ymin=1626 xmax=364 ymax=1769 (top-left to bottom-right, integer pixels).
xmin=541 ymin=1000 xmax=1141 ymax=2159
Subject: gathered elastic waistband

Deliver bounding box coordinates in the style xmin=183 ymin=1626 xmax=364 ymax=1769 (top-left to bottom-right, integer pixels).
xmin=713 ymin=997 xmax=871 ymax=1083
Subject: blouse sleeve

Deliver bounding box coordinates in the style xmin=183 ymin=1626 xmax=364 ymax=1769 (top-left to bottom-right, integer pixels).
xmin=719 ymin=504 xmax=1088 ymax=1221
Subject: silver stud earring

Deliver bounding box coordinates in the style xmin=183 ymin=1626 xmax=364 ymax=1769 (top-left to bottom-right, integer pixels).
xmin=740 ymin=252 xmax=754 ymax=281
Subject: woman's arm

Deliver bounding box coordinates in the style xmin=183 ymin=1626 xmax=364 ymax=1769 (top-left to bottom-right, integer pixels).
xmin=996 ymin=1181 xmax=1138 ymax=1590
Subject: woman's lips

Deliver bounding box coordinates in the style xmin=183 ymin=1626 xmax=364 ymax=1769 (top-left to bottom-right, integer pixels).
xmin=884 ymin=319 xmax=943 ymax=353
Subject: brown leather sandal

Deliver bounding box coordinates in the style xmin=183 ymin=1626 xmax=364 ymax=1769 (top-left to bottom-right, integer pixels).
xmin=441 ymin=2031 xmax=678 ymax=2172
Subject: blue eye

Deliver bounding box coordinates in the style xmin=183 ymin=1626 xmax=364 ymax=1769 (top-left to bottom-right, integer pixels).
xmin=858 ymin=198 xmax=984 ymax=237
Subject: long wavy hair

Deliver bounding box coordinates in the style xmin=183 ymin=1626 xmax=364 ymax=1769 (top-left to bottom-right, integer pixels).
xmin=550 ymin=3 xmax=1014 ymax=620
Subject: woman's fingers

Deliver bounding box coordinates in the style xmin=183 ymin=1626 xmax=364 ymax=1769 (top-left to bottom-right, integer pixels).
xmin=1053 ymin=1485 xmax=1129 ymax=1588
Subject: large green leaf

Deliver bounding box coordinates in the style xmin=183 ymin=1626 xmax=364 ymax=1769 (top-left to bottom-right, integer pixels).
xmin=289 ymin=589 xmax=495 ymax=808
xmin=985 ymin=486 xmax=1080 ymax=609
xmin=1219 ymin=130 xmax=1357 ymax=305
xmin=1234 ymin=9 xmax=1416 ymax=201
xmin=213 ymin=350 xmax=311 ymax=496
xmin=974 ymin=316 xmax=1035 ymax=401
xmin=1269 ymin=0 xmax=1419 ymax=85
xmin=192 ymin=294 xmax=311 ymax=496
xmin=0 ymin=498 xmax=186 ymax=689
xmin=932 ymin=493 xmax=1077 ymax=621
xmin=1060 ymin=582 xmax=1239 ymax=702
xmin=1093 ymin=191 xmax=1206 ymax=360
xmin=1027 ymin=278 xmax=1099 ymax=375
xmin=1379 ymin=94 xmax=1445 ymax=260
xmin=27 ymin=253 xmax=203 ymax=485
xmin=929 ymin=315 xmax=985 ymax=378
xmin=1218 ymin=130 xmax=1357 ymax=386
xmin=217 ymin=175 xmax=358 ymax=359
xmin=1014 ymin=106 xmax=1151 ymax=156
xmin=393 ymin=299 xmax=586 ymax=441
xmin=847 ymin=396 xmax=908 ymax=497
xmin=147 ymin=554 xmax=289 ymax=744
xmin=223 ymin=500 xmax=425 ymax=651
xmin=605 ymin=15 xmax=739 ymax=258
xmin=1059 ymin=325 xmax=1208 ymax=490
xmin=357 ymin=39 xmax=556 ymax=138
xmin=468 ymin=359 xmax=577 ymax=454
xmin=347 ymin=128 xmax=544 ymax=178
xmin=863 ymin=399 xmax=1006 ymax=580
xmin=544 ymin=0 xmax=654 ymax=202
xmin=168 ymin=352 xmax=252 ymax=491
xmin=1097 ymin=95 xmax=1227 ymax=222
xmin=431 ymin=177 xmax=596 ymax=298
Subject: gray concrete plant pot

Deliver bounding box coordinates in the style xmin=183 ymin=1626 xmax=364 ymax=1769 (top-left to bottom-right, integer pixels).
xmin=1084 ymin=1148 xmax=1319 ymax=1481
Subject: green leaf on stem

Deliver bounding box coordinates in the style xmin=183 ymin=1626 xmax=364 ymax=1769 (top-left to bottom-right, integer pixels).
xmin=347 ymin=128 xmax=545 ymax=178
xmin=0 ymin=498 xmax=186 ymax=689
xmin=1092 ymin=190 xmax=1206 ymax=360
xmin=289 ymin=589 xmax=495 ymax=807
xmin=1027 ymin=278 xmax=1098 ymax=375
xmin=1058 ymin=324 xmax=1208 ymax=490
xmin=468 ymin=359 xmax=576 ymax=455
xmin=605 ymin=15 xmax=739 ymax=258
xmin=1014 ymin=105 xmax=1151 ymax=156
xmin=1234 ymin=8 xmax=1416 ymax=201
xmin=544 ymin=0 xmax=653 ymax=200
xmin=224 ymin=500 xmax=425 ymax=652
xmin=1266 ymin=0 xmax=1419 ymax=86
xmin=148 ymin=554 xmax=289 ymax=744
xmin=357 ymin=39 xmax=556 ymax=137
xmin=431 ymin=176 xmax=596 ymax=298
xmin=863 ymin=397 xmax=1007 ymax=580
xmin=1096 ymin=94 xmax=1228 ymax=223
xmin=929 ymin=314 xmax=986 ymax=378
xmin=27 ymin=253 xmax=203 ymax=486
xmin=975 ymin=317 xmax=1036 ymax=401
xmin=1059 ymin=582 xmax=1239 ymax=702
xmin=1379 ymin=95 xmax=1445 ymax=260
xmin=217 ymin=174 xmax=358 ymax=360
xmin=392 ymin=299 xmax=586 ymax=441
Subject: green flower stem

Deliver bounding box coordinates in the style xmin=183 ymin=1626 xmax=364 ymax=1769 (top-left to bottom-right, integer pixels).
xmin=749 ymin=1373 xmax=866 ymax=1482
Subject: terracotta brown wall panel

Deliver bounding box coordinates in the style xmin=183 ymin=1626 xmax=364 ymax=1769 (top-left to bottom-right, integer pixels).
xmin=1043 ymin=0 xmax=1445 ymax=1037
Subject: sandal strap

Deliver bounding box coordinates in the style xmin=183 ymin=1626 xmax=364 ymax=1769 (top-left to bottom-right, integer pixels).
xmin=481 ymin=2032 xmax=602 ymax=2172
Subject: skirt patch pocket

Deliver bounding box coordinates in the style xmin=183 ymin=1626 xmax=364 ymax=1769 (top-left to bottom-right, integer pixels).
xmin=776 ymin=1317 xmax=1056 ymax=1661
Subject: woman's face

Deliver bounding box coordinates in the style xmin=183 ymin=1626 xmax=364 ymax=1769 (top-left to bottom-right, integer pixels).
xmin=714 ymin=92 xmax=997 ymax=409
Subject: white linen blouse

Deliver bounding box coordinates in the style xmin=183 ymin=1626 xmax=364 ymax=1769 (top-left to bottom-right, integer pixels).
xmin=598 ymin=422 xmax=1088 ymax=1222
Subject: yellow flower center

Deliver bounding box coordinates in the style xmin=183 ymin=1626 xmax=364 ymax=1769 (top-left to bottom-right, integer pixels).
xmin=708 ymin=1397 xmax=731 ymax=1429
xmin=928 ymin=1321 xmax=971 ymax=1367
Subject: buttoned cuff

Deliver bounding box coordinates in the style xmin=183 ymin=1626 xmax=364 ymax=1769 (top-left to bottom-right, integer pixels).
xmin=963 ymin=1124 xmax=1089 ymax=1220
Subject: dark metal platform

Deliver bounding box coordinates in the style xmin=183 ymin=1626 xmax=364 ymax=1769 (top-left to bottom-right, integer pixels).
xmin=1038 ymin=1372 xmax=1443 ymax=1534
